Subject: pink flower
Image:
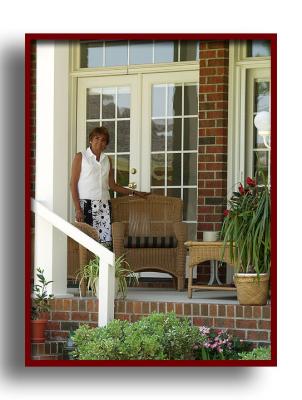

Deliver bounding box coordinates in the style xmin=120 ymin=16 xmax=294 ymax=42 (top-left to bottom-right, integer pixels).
xmin=223 ymin=209 xmax=229 ymax=217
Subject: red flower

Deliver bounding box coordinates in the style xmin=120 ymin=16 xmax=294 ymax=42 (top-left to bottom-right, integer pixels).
xmin=223 ymin=209 xmax=229 ymax=217
xmin=238 ymin=183 xmax=245 ymax=195
xmin=246 ymin=177 xmax=256 ymax=187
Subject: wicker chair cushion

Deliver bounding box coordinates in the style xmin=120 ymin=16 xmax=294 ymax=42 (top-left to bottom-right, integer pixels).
xmin=124 ymin=236 xmax=178 ymax=249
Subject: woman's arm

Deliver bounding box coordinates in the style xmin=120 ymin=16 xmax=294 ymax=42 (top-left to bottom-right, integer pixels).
xmin=70 ymin=153 xmax=84 ymax=221
xmin=108 ymin=157 xmax=149 ymax=198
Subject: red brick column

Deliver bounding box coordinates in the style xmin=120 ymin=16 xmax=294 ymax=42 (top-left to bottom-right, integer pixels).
xmin=198 ymin=41 xmax=229 ymax=239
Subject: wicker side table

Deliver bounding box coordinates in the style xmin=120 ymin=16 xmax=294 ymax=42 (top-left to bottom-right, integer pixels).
xmin=185 ymin=241 xmax=236 ymax=298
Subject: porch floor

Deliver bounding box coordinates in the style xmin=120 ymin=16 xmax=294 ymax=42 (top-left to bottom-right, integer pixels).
xmin=125 ymin=287 xmax=239 ymax=304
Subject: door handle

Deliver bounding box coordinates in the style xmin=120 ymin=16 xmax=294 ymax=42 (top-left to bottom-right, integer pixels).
xmin=128 ymin=182 xmax=137 ymax=189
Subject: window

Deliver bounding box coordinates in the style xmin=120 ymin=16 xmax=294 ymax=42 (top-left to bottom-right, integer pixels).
xmin=79 ymin=40 xmax=199 ymax=68
xmin=246 ymin=40 xmax=271 ymax=57
xmin=228 ymin=41 xmax=271 ymax=191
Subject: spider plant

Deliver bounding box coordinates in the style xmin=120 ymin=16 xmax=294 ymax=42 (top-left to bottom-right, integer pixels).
xmin=220 ymin=171 xmax=271 ymax=275
xmin=75 ymin=254 xmax=139 ymax=298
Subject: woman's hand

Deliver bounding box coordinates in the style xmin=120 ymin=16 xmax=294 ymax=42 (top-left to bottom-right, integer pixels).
xmin=75 ymin=209 xmax=84 ymax=222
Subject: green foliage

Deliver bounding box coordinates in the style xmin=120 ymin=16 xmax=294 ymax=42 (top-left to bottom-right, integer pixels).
xmin=75 ymin=254 xmax=138 ymax=298
xmin=72 ymin=313 xmax=202 ymax=360
xmin=221 ymin=172 xmax=271 ymax=274
xmin=75 ymin=257 xmax=99 ymax=296
xmin=239 ymin=346 xmax=271 ymax=360
xmin=115 ymin=255 xmax=139 ymax=299
xmin=31 ymin=267 xmax=54 ymax=320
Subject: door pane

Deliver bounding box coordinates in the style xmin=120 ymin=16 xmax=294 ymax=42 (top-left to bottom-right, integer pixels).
xmin=102 ymin=120 xmax=115 ymax=153
xmin=187 ymin=223 xmax=197 ymax=240
xmin=151 ymin=154 xmax=165 ymax=186
xmin=253 ymin=151 xmax=268 ymax=182
xmin=105 ymin=41 xmax=128 ymax=66
xmin=255 ymin=81 xmax=270 ymax=112
xmin=151 ymin=119 xmax=165 ymax=151
xmin=183 ymin=188 xmax=197 ymax=221
xmin=183 ymin=117 xmax=198 ymax=150
xmin=183 ymin=153 xmax=197 ymax=185
xmin=184 ymin=84 xmax=198 ymax=115
xmin=167 ymin=118 xmax=181 ymax=151
xmin=167 ymin=85 xmax=182 ymax=116
xmin=151 ymin=188 xmax=165 ymax=195
xmin=130 ymin=41 xmax=153 ymax=64
xmin=87 ymin=88 xmax=101 ymax=119
xmin=117 ymin=120 xmax=130 ymax=152
xmin=154 ymin=41 xmax=178 ymax=63
xmin=167 ymin=153 xmax=181 ymax=186
xmin=152 ymin=85 xmax=166 ymax=117
xmin=102 ymin=88 xmax=116 ymax=119
xmin=167 ymin=188 xmax=181 ymax=198
xmin=86 ymin=121 xmax=100 ymax=146
xmin=116 ymin=155 xmax=129 ymax=186
xmin=117 ymin=87 xmax=130 ymax=118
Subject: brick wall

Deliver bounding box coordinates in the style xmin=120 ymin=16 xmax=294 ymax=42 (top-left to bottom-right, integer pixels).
xmin=198 ymin=40 xmax=229 ymax=239
xmin=45 ymin=298 xmax=271 ymax=346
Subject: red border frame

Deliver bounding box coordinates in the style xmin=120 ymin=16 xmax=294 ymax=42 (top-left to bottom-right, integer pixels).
xmin=25 ymin=33 xmax=277 ymax=367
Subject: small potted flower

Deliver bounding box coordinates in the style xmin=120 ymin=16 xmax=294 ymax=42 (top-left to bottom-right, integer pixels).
xmin=31 ymin=267 xmax=54 ymax=343
xmin=221 ymin=172 xmax=271 ymax=305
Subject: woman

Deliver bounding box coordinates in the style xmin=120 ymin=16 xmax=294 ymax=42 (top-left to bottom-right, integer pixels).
xmin=70 ymin=126 xmax=148 ymax=248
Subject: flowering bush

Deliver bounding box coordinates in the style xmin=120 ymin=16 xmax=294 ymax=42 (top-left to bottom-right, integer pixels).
xmin=196 ymin=326 xmax=251 ymax=360
xmin=220 ymin=172 xmax=271 ymax=274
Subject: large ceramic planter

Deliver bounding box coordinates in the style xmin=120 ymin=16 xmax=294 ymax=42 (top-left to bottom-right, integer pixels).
xmin=31 ymin=319 xmax=48 ymax=343
xmin=234 ymin=273 xmax=270 ymax=305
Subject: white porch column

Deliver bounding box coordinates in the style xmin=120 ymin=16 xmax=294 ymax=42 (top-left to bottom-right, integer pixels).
xmin=35 ymin=41 xmax=70 ymax=296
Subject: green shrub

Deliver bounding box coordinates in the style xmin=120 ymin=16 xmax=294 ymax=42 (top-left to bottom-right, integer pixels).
xmin=72 ymin=312 xmax=202 ymax=360
xmin=239 ymin=346 xmax=271 ymax=360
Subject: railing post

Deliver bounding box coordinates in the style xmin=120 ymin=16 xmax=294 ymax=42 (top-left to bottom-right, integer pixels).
xmin=98 ymin=256 xmax=115 ymax=327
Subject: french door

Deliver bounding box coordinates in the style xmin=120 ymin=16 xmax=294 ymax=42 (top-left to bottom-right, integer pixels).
xmin=77 ymin=70 xmax=199 ymax=240
xmin=245 ymin=67 xmax=271 ymax=183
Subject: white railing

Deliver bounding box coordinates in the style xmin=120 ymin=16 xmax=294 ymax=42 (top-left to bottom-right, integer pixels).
xmin=31 ymin=198 xmax=115 ymax=327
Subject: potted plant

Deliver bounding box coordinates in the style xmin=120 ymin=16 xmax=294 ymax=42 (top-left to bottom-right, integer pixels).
xmin=75 ymin=254 xmax=139 ymax=299
xmin=221 ymin=172 xmax=271 ymax=305
xmin=31 ymin=267 xmax=54 ymax=343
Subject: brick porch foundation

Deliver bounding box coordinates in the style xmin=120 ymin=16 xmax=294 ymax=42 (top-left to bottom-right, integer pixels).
xmin=32 ymin=297 xmax=271 ymax=360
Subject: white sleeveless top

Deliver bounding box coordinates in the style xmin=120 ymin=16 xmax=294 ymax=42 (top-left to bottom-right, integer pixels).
xmin=78 ymin=147 xmax=110 ymax=201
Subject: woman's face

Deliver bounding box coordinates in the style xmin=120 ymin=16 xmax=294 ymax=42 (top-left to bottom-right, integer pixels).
xmin=90 ymin=133 xmax=108 ymax=154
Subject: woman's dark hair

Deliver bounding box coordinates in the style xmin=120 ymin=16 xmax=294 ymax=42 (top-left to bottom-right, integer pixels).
xmin=89 ymin=126 xmax=110 ymax=145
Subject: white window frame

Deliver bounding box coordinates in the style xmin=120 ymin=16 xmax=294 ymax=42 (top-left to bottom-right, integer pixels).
xmin=227 ymin=41 xmax=271 ymax=194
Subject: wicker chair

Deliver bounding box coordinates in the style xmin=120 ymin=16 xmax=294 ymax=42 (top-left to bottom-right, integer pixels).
xmin=111 ymin=195 xmax=187 ymax=290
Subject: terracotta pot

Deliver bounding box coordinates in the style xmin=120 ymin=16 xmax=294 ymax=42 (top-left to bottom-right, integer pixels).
xmin=31 ymin=319 xmax=48 ymax=343
xmin=234 ymin=273 xmax=270 ymax=305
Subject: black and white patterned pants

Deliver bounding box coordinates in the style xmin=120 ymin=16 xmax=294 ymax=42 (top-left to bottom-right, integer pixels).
xmin=79 ymin=199 xmax=112 ymax=248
